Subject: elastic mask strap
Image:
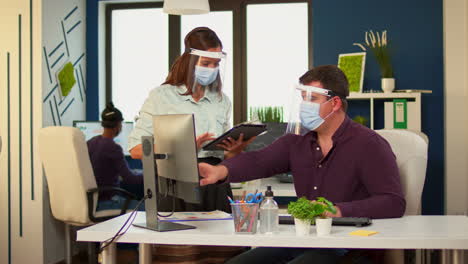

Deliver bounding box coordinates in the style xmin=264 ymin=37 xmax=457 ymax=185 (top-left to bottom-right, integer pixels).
xmin=321 ymin=98 xmax=335 ymax=120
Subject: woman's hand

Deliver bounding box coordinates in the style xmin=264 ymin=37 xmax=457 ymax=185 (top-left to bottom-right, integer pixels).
xmin=196 ymin=132 xmax=216 ymax=151
xmin=217 ymin=133 xmax=257 ymax=159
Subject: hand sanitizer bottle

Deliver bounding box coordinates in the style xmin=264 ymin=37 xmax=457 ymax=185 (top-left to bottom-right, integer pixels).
xmin=259 ymin=186 xmax=279 ymax=234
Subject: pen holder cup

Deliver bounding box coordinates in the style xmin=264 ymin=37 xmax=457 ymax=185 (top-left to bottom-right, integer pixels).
xmin=231 ymin=203 xmax=259 ymax=234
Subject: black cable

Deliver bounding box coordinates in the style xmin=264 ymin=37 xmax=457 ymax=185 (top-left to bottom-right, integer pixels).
xmin=98 ymin=195 xmax=148 ymax=254
xmin=156 ymin=180 xmax=176 ymax=218
xmin=98 ymin=182 xmax=179 ymax=253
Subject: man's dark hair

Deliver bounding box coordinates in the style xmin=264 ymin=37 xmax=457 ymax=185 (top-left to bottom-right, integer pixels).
xmin=299 ymin=65 xmax=349 ymax=111
xmin=101 ymin=102 xmax=123 ymax=128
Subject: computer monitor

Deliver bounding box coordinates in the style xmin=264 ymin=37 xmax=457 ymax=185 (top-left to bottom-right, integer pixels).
xmin=134 ymin=114 xmax=201 ymax=232
xmin=72 ymin=121 xmax=133 ymax=156
xmin=152 ymin=114 xmax=201 ymax=204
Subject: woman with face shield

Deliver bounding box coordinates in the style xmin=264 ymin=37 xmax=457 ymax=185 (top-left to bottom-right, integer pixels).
xmin=128 ymin=27 xmax=251 ymax=214
xmin=128 ymin=27 xmax=248 ymax=263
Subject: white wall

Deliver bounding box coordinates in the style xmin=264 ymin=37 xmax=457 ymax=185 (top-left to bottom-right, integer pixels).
xmin=0 ymin=0 xmax=86 ymax=263
xmin=444 ymin=0 xmax=468 ymax=215
xmin=41 ymin=0 xmax=87 ymax=263
xmin=0 ymin=1 xmax=44 ymax=264
xmin=42 ymin=0 xmax=86 ymax=127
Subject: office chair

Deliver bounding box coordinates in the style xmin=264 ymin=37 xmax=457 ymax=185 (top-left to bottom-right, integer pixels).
xmin=376 ymin=129 xmax=429 ymax=264
xmin=39 ymin=127 xmax=137 ymax=264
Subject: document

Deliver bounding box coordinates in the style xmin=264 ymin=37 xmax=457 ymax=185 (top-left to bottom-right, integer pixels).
xmin=159 ymin=210 xmax=233 ymax=222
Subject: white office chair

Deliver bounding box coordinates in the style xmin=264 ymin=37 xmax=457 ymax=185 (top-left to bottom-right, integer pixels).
xmin=39 ymin=126 xmax=137 ymax=264
xmin=376 ymin=129 xmax=429 ymax=264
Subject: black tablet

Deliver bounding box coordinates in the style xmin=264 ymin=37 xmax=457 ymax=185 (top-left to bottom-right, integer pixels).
xmin=202 ymin=124 xmax=267 ymax=151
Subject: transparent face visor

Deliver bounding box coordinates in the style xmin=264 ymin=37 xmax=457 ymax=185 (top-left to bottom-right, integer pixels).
xmin=285 ymin=84 xmax=334 ymax=135
xmin=188 ymin=48 xmax=227 ymax=95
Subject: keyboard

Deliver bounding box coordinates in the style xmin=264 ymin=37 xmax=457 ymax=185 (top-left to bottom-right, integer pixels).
xmin=278 ymin=215 xmax=372 ymax=227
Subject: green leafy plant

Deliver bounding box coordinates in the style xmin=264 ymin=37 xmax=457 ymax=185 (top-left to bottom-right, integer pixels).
xmin=353 ymin=115 xmax=368 ymax=127
xmin=249 ymin=106 xmax=283 ymax=123
xmin=287 ymin=197 xmax=337 ymax=222
xmin=354 ymin=30 xmax=393 ymax=78
xmin=314 ymin=197 xmax=337 ymax=219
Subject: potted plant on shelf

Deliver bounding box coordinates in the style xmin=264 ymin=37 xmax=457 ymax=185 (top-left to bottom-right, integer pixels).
xmin=249 ymin=106 xmax=284 ymax=124
xmin=287 ymin=197 xmax=337 ymax=236
xmin=354 ymin=30 xmax=395 ymax=93
xmin=352 ymin=115 xmax=369 ymax=127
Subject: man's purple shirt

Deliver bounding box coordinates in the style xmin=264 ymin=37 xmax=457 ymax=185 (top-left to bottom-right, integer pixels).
xmin=222 ymin=117 xmax=406 ymax=219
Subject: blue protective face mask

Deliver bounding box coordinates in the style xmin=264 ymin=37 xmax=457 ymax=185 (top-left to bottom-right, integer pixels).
xmin=195 ymin=65 xmax=219 ymax=86
xmin=299 ymin=99 xmax=333 ymax=131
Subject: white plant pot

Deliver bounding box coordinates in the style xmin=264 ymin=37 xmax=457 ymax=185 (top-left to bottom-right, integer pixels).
xmin=315 ymin=218 xmax=332 ymax=236
xmin=381 ymin=78 xmax=395 ymax=93
xmin=294 ymin=218 xmax=311 ymax=236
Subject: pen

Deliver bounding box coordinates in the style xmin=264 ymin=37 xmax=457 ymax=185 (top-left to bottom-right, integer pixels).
xmin=227 ymin=196 xmax=234 ymax=204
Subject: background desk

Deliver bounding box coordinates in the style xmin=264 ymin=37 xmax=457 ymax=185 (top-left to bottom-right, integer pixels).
xmin=77 ymin=214 xmax=468 ymax=264
xmin=231 ymin=178 xmax=296 ymax=197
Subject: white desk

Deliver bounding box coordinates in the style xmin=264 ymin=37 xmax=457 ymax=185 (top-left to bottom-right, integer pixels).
xmin=77 ymin=214 xmax=468 ymax=264
xmin=231 ymin=177 xmax=296 ymax=197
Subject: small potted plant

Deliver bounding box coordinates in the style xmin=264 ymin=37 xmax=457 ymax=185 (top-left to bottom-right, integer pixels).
xmin=312 ymin=197 xmax=336 ymax=236
xmin=352 ymin=115 xmax=368 ymax=127
xmin=287 ymin=197 xmax=316 ymax=236
xmin=249 ymin=106 xmax=284 ymax=124
xmin=354 ymin=30 xmax=395 ymax=93
xmin=288 ymin=197 xmax=337 ymax=236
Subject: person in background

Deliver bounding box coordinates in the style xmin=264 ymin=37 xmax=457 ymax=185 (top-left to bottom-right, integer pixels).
xmin=199 ymin=65 xmax=406 ymax=264
xmin=87 ymin=102 xmax=143 ymax=211
xmin=128 ymin=27 xmax=253 ymax=213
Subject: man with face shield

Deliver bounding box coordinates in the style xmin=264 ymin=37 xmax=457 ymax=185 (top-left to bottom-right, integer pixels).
xmin=87 ymin=102 xmax=143 ymax=210
xmin=199 ymin=65 xmax=405 ymax=264
xmin=286 ymin=83 xmax=344 ymax=135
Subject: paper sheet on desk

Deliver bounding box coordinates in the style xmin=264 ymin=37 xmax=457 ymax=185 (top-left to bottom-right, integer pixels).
xmin=159 ymin=210 xmax=233 ymax=222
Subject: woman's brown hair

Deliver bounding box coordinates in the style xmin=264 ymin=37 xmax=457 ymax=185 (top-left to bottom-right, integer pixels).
xmin=163 ymin=27 xmax=223 ymax=95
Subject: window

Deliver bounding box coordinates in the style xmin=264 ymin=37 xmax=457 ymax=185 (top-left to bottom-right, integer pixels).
xmin=106 ymin=5 xmax=169 ymax=121
xmin=109 ymin=4 xmax=168 ymax=121
xmin=106 ymin=1 xmax=311 ymax=123
xmin=181 ymin=12 xmax=234 ymax=124
xmin=246 ymin=3 xmax=309 ymax=121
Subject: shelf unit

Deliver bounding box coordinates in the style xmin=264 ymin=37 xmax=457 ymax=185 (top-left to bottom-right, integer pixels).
xmin=347 ymin=92 xmax=429 ymax=130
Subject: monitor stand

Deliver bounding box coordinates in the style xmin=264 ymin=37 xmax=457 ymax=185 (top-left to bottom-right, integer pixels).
xmin=132 ymin=136 xmax=195 ymax=232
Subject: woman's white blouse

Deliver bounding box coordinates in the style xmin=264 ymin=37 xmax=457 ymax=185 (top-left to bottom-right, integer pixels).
xmin=128 ymin=84 xmax=232 ymax=158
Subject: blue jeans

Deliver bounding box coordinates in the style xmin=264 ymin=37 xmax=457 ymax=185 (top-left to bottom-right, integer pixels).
xmin=225 ymin=247 xmax=370 ymax=264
